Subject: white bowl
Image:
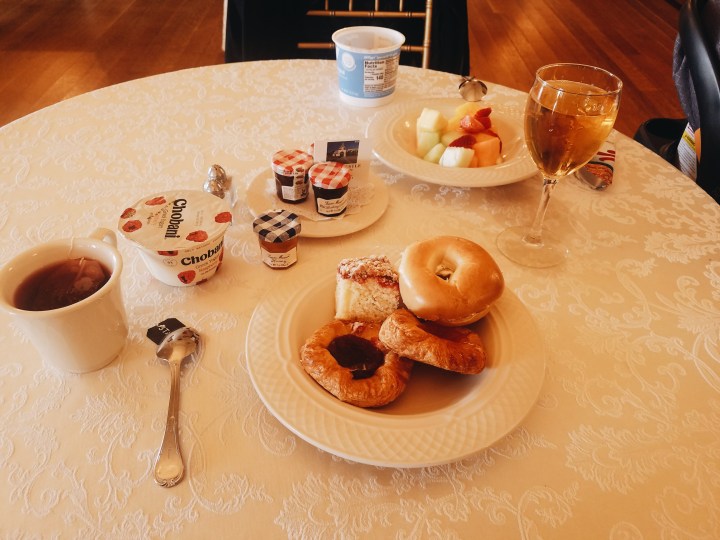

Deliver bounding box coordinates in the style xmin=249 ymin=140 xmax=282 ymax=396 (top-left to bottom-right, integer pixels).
xmin=367 ymin=97 xmax=536 ymax=187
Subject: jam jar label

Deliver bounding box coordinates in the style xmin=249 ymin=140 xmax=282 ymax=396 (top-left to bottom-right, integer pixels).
xmin=260 ymin=245 xmax=298 ymax=268
xmin=281 ymin=168 xmax=309 ymax=201
xmin=316 ymin=192 xmax=349 ymax=216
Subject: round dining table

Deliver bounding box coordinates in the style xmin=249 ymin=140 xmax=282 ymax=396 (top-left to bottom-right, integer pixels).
xmin=0 ymin=59 xmax=718 ymax=539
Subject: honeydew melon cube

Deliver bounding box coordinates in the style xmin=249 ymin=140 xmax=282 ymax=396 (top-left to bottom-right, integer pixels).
xmin=439 ymin=146 xmax=475 ymax=168
xmin=423 ymin=143 xmax=446 ymax=164
xmin=417 ymin=107 xmax=448 ymax=132
xmin=416 ymin=128 xmax=441 ymax=157
xmin=440 ymin=130 xmax=466 ymax=147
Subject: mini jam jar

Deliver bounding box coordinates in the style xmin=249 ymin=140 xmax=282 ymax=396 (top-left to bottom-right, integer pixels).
xmin=271 ymin=149 xmax=313 ymax=203
xmin=252 ymin=210 xmax=301 ymax=269
xmin=308 ymin=161 xmax=352 ymax=217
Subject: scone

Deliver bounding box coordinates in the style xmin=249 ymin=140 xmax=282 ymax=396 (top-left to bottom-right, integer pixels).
xmin=335 ymin=255 xmax=400 ymax=322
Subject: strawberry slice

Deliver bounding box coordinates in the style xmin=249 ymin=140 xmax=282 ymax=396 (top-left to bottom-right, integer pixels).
xmin=459 ymin=115 xmax=486 ymax=133
xmin=476 ymin=116 xmax=492 ymax=129
xmin=448 ymin=134 xmax=477 ymax=148
xmin=474 ymin=107 xmax=492 ymax=118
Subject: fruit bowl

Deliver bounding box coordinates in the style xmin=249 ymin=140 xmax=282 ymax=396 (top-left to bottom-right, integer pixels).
xmin=367 ymin=98 xmax=536 ymax=187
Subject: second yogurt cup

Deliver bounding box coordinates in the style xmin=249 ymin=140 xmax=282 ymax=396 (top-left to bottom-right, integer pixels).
xmin=118 ymin=190 xmax=232 ymax=286
xmin=332 ymin=26 xmax=405 ymax=107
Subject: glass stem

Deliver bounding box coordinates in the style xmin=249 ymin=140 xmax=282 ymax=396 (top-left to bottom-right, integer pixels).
xmin=524 ymin=176 xmax=558 ymax=246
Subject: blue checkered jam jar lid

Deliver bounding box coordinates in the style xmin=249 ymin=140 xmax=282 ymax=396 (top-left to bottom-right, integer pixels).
xmin=252 ymin=210 xmax=301 ymax=242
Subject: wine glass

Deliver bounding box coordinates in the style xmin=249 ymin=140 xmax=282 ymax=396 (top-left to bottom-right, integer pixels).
xmin=497 ymin=63 xmax=622 ymax=268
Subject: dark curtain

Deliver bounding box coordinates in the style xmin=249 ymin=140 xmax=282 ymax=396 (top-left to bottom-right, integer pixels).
xmin=224 ymin=0 xmax=470 ymax=75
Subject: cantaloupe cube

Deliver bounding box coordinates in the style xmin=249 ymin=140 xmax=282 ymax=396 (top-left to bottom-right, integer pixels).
xmin=472 ymin=133 xmax=501 ymax=166
xmin=439 ymin=146 xmax=474 ymax=168
xmin=423 ymin=143 xmax=446 ymax=164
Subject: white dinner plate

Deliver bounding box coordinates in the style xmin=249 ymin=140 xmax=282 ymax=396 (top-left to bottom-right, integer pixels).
xmin=367 ymin=97 xmax=537 ymax=187
xmin=245 ymin=169 xmax=389 ymax=238
xmin=245 ymin=262 xmax=547 ymax=468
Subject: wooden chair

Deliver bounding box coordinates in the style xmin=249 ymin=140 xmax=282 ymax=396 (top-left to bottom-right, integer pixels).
xmin=297 ymin=1 xmax=433 ymax=68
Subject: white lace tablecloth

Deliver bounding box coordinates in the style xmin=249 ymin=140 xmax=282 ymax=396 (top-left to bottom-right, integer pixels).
xmin=1 ymin=60 xmax=719 ymax=539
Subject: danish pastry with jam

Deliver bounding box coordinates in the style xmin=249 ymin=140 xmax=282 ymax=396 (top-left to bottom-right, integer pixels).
xmin=300 ymin=319 xmax=413 ymax=408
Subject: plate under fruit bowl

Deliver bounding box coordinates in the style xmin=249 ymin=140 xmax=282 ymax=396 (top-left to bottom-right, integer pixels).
xmin=245 ymin=260 xmax=547 ymax=468
xmin=367 ymin=97 xmax=536 ymax=187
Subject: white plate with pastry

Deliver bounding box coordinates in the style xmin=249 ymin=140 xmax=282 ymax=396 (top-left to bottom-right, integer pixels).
xmin=245 ymin=260 xmax=546 ymax=468
xmin=366 ymin=97 xmax=536 ymax=187
xmin=245 ymin=168 xmax=389 ymax=238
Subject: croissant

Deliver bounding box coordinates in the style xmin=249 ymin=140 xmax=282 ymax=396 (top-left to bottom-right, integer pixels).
xmin=379 ymin=309 xmax=486 ymax=374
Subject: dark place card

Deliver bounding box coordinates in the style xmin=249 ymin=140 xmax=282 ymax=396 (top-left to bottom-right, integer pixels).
xmin=146 ymin=317 xmax=187 ymax=345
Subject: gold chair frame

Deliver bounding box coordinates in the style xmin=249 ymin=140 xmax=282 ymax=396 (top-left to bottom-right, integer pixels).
xmin=297 ymin=0 xmax=433 ymax=68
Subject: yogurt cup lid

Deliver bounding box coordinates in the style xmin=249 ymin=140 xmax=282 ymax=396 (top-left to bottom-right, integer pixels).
xmin=253 ymin=210 xmax=301 ymax=243
xmin=308 ymin=161 xmax=352 ymax=189
xmin=271 ymin=149 xmax=314 ymax=176
xmin=118 ymin=190 xmax=232 ymax=250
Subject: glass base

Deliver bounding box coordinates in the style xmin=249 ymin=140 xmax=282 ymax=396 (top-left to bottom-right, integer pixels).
xmin=496 ymin=226 xmax=568 ymax=268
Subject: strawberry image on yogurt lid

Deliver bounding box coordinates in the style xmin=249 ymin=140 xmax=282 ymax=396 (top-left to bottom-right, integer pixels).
xmin=118 ymin=189 xmax=232 ymax=286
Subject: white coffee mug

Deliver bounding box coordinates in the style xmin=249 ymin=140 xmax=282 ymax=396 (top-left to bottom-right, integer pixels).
xmin=0 ymin=228 xmax=128 ymax=373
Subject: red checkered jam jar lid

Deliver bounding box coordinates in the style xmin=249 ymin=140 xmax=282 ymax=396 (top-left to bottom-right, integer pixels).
xmin=309 ymin=161 xmax=352 ymax=189
xmin=271 ymin=149 xmax=314 ymax=176
xmin=253 ymin=210 xmax=301 ymax=243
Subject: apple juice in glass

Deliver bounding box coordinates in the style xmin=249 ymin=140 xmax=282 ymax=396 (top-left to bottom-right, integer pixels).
xmin=497 ymin=63 xmax=622 ymax=268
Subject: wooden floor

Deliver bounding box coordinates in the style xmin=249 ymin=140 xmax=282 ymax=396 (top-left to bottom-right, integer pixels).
xmin=0 ymin=0 xmax=685 ymax=136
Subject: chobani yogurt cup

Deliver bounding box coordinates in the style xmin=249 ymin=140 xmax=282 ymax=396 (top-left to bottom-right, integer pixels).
xmin=118 ymin=190 xmax=232 ymax=286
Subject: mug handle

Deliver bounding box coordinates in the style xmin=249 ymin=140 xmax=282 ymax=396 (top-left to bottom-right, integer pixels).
xmin=89 ymin=227 xmax=117 ymax=247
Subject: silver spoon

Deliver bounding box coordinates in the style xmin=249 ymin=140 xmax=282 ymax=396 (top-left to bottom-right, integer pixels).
xmin=458 ymin=75 xmax=488 ymax=102
xmin=153 ymin=326 xmax=201 ymax=487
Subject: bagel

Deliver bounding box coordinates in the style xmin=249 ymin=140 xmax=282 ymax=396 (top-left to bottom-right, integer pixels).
xmin=379 ymin=309 xmax=486 ymax=374
xmin=398 ymin=236 xmax=504 ymax=326
xmin=300 ymin=319 xmax=413 ymax=408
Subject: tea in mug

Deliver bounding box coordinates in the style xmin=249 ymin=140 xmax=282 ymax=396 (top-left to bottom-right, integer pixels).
xmin=14 ymin=257 xmax=111 ymax=311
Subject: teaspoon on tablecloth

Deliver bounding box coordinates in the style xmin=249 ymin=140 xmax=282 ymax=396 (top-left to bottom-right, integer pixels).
xmin=153 ymin=326 xmax=200 ymax=487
